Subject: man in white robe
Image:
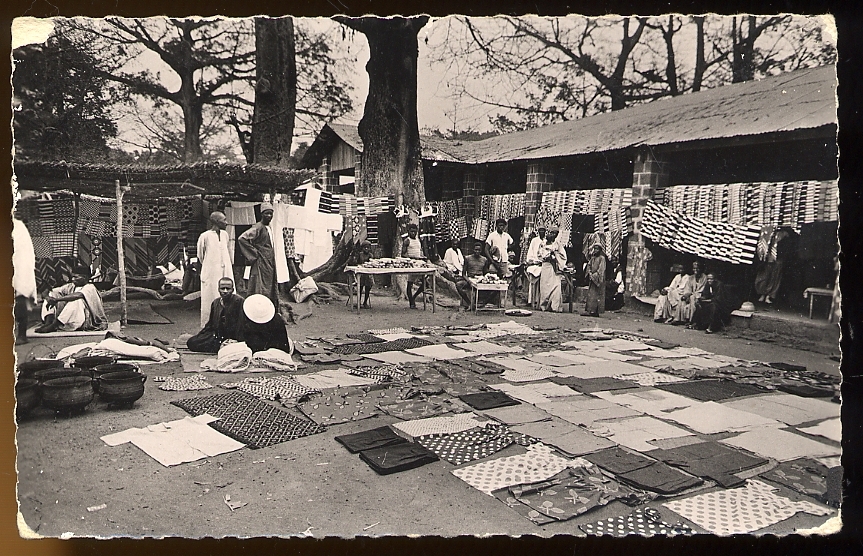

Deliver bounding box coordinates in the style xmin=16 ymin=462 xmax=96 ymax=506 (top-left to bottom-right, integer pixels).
xmin=654 ymin=264 xmax=690 ymax=323
xmin=197 ymin=211 xmax=233 ymax=328
xmin=36 ymin=265 xmax=108 ymax=333
xmin=523 ymin=227 xmax=546 ymax=306
xmin=538 ymin=227 xmax=567 ymax=312
xmin=13 ymin=217 xmax=37 ymax=344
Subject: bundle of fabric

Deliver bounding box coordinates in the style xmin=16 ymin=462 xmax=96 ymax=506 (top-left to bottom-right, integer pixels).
xmin=200 ymin=342 xmax=253 ymax=372
xmin=94 ymin=338 xmax=179 ymax=362
xmin=250 ymin=348 xmax=299 ymax=372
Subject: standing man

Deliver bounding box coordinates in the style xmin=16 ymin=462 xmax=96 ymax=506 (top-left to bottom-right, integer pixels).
xmin=583 ymin=243 xmax=606 ymax=317
xmin=13 ymin=217 xmax=37 ymax=344
xmin=523 ymin=226 xmax=546 ymax=306
xmin=485 ymin=218 xmax=514 ymax=278
xmin=196 ymin=211 xmax=233 ymax=328
xmin=187 ymin=277 xmax=245 ymax=353
xmin=537 ymin=227 xmax=567 ymax=312
xmin=402 ymin=223 xmax=427 ymax=309
xmin=238 ymin=202 xmax=278 ymax=307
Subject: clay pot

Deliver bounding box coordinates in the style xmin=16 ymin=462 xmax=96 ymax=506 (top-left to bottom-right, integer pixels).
xmin=41 ymin=376 xmax=94 ymax=414
xmin=72 ymin=355 xmax=116 ymax=370
xmin=34 ymin=368 xmax=89 ymax=385
xmin=91 ymin=363 xmax=138 ymax=378
xmin=16 ymin=359 xmax=64 ymax=379
xmin=15 ymin=379 xmax=40 ymax=418
xmin=98 ymin=371 xmax=146 ymax=408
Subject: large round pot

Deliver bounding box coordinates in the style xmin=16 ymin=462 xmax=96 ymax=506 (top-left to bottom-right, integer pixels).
xmin=91 ymin=363 xmax=138 ymax=392
xmin=17 ymin=359 xmax=64 ymax=379
xmin=72 ymin=355 xmax=116 ymax=370
xmin=98 ymin=371 xmax=146 ymax=408
xmin=41 ymin=376 xmax=94 ymax=414
xmin=34 ymin=368 xmax=89 ymax=385
xmin=15 ymin=379 xmax=40 ymax=418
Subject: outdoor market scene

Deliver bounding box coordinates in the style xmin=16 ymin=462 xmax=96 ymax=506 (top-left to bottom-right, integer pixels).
xmin=10 ymin=15 xmax=843 ymax=538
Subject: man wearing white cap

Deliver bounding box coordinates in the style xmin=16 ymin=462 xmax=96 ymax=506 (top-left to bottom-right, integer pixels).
xmin=197 ymin=211 xmax=233 ymax=328
xmin=240 ymin=294 xmax=291 ymax=353
xmin=238 ymin=202 xmax=278 ymax=306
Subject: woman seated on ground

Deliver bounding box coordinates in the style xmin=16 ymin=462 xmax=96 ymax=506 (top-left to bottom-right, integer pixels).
xmin=654 ymin=263 xmax=691 ymax=324
xmin=689 ymin=273 xmax=733 ymax=334
xmin=240 ymin=294 xmax=292 ymax=353
xmin=36 ymin=265 xmax=108 ymax=333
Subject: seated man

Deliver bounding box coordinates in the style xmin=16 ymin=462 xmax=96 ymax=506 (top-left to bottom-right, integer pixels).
xmin=36 ymin=265 xmax=108 ymax=333
xmin=240 ymin=294 xmax=291 ymax=353
xmin=456 ymin=241 xmax=498 ymax=309
xmin=187 ymin=277 xmax=245 ymax=353
xmin=690 ymin=273 xmax=732 ymax=334
xmin=442 ymin=239 xmax=464 ymax=275
xmin=654 ymin=263 xmax=690 ymax=323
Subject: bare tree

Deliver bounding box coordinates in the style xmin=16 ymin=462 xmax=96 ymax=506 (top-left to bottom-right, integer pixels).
xmin=252 ymin=17 xmax=297 ymax=167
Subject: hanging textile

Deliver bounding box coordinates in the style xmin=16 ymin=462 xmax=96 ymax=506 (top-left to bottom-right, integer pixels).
xmin=472 ymin=218 xmax=489 ymax=241
xmin=641 ymin=201 xmax=760 ymax=265
xmin=419 ymin=215 xmax=437 ymax=258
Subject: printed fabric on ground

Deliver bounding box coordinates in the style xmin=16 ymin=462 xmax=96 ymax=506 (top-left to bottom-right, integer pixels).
xmin=580 ymin=507 xmax=694 ymax=537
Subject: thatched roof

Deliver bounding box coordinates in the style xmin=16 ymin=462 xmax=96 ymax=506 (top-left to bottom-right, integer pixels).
xmin=13 ymin=160 xmax=315 ymax=198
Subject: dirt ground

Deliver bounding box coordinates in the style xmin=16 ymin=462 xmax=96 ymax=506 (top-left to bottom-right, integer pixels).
xmin=14 ymin=287 xmax=841 ymax=539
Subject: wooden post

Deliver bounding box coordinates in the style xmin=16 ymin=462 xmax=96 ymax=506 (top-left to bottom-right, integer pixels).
xmin=115 ymin=180 xmax=130 ymax=327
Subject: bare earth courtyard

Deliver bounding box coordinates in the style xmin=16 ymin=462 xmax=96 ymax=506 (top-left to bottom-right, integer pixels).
xmin=14 ymin=292 xmax=840 ymax=538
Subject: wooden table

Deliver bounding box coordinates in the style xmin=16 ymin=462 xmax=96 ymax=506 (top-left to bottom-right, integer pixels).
xmin=804 ymin=287 xmax=834 ymax=319
xmin=467 ymin=278 xmax=510 ymax=314
xmin=344 ymin=265 xmax=437 ymax=314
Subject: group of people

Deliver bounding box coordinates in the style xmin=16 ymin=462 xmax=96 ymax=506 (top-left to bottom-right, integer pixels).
xmin=654 ymin=261 xmax=732 ymax=333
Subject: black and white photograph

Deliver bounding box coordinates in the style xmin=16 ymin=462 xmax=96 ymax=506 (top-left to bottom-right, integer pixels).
xmin=9 ymin=12 xmax=845 ymax=540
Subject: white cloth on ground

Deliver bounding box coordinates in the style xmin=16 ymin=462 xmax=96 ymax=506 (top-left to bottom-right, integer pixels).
xmin=96 ymin=338 xmax=179 ymax=362
xmin=200 ymin=341 xmax=252 ymax=372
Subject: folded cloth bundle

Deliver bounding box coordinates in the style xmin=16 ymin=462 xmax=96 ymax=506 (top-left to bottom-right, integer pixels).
xmin=201 ymin=342 xmax=253 ymax=372
xmin=358 ymin=443 xmax=439 ymax=475
xmin=335 ymin=426 xmax=408 ymax=453
xmin=95 ymin=338 xmax=179 ymax=362
xmin=250 ymin=348 xmax=299 ymax=372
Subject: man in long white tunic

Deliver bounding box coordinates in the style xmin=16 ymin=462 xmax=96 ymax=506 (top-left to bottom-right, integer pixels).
xmin=197 ymin=211 xmax=233 ymax=328
xmin=523 ymin=226 xmax=546 ymax=306
xmin=13 ymin=217 xmax=37 ymax=344
xmin=654 ymin=263 xmax=690 ymax=323
xmin=538 ymin=227 xmax=567 ymax=312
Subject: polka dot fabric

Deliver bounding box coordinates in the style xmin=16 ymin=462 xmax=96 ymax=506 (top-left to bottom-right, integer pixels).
xmin=416 ymin=423 xmax=520 ymax=465
xmin=580 ymin=507 xmax=694 ymax=537
xmin=662 ymin=479 xmax=832 ymax=535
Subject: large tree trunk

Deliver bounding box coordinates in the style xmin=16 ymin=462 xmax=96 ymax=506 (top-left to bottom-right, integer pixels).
xmin=332 ymin=16 xmax=429 ymax=299
xmin=253 ymin=17 xmax=297 ymax=166
xmin=180 ymin=81 xmax=203 ymax=163
xmin=693 ymin=16 xmax=706 ymax=92
xmin=335 ymin=16 xmax=428 ymax=207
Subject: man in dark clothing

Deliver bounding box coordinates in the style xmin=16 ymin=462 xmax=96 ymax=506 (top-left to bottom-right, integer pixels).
xmin=187 ymin=277 xmax=244 ymax=353
xmin=691 ymin=273 xmax=732 ymax=334
xmin=240 ymin=294 xmax=291 ymax=353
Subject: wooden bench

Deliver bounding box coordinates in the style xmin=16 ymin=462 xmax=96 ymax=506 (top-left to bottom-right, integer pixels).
xmin=804 ymin=287 xmax=834 ymax=319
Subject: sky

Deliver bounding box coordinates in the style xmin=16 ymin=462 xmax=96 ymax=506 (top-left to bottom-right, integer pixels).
xmin=103 ymin=14 xmax=835 ymax=162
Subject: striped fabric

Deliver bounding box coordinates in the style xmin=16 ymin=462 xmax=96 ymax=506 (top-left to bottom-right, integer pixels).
xmin=662 ymin=181 xmax=838 ymax=229
xmin=641 ymin=201 xmax=760 ymax=265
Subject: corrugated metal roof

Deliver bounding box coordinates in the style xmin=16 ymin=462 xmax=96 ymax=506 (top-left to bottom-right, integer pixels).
xmin=427 ymin=65 xmax=836 ymax=164
xmin=312 ymin=66 xmax=836 ymax=167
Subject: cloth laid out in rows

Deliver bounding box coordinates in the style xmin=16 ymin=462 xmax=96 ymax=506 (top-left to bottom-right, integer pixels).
xmin=452 ymin=443 xmax=576 ymax=496
xmin=655 ymin=379 xmax=768 ymax=402
xmin=416 ymin=422 xmax=534 ymax=465
xmin=722 ymin=394 xmax=840 ymax=426
xmin=391 ymin=412 xmax=490 ymax=440
xmin=459 ymin=391 xmax=520 ymax=411
xmin=498 ymin=465 xmax=650 ymax=526
xmin=488 ymin=381 xmax=578 ymax=405
xmin=646 ymin=441 xmax=769 ymax=488
xmin=586 ymin=415 xmax=694 ymax=453
xmin=797 ymin=418 xmax=841 ymax=443
xmin=720 ymin=428 xmax=840 ymax=462
xmin=292 ymin=368 xmax=381 ymax=390
xmin=535 ymin=396 xmax=642 ymax=427
xmin=482 ymin=403 xmax=553 ymax=425
xmin=297 ymin=386 xmax=384 ymax=426
xmin=662 ymin=401 xmax=782 ymax=434
xmin=358 ymin=443 xmax=439 ymax=475
xmin=377 ymin=394 xmax=466 ymax=420
xmin=330 ymin=336 xmax=434 ymax=355
xmin=760 ymin=458 xmax=842 ymax=508
xmin=155 ymin=375 xmax=213 ymax=391
xmin=404 ymin=344 xmax=474 ymax=361
xmin=619 ymin=372 xmax=687 ymax=387
xmin=591 ymin=388 xmax=700 ymax=418
xmin=456 ymin=340 xmax=524 ymax=355
xmin=221 ymin=376 xmax=319 ymax=402
xmin=580 ymin=507 xmax=694 ymax=537
xmin=663 ymin=479 xmax=832 ymax=536
xmin=549 ymin=376 xmax=640 ymax=393
xmin=101 ymin=414 xmax=244 ymax=467
xmin=171 ymin=391 xmax=325 ymax=449
xmin=512 ymin=418 xmax=616 ymax=457
xmin=335 ymin=426 xmax=408 ymax=453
